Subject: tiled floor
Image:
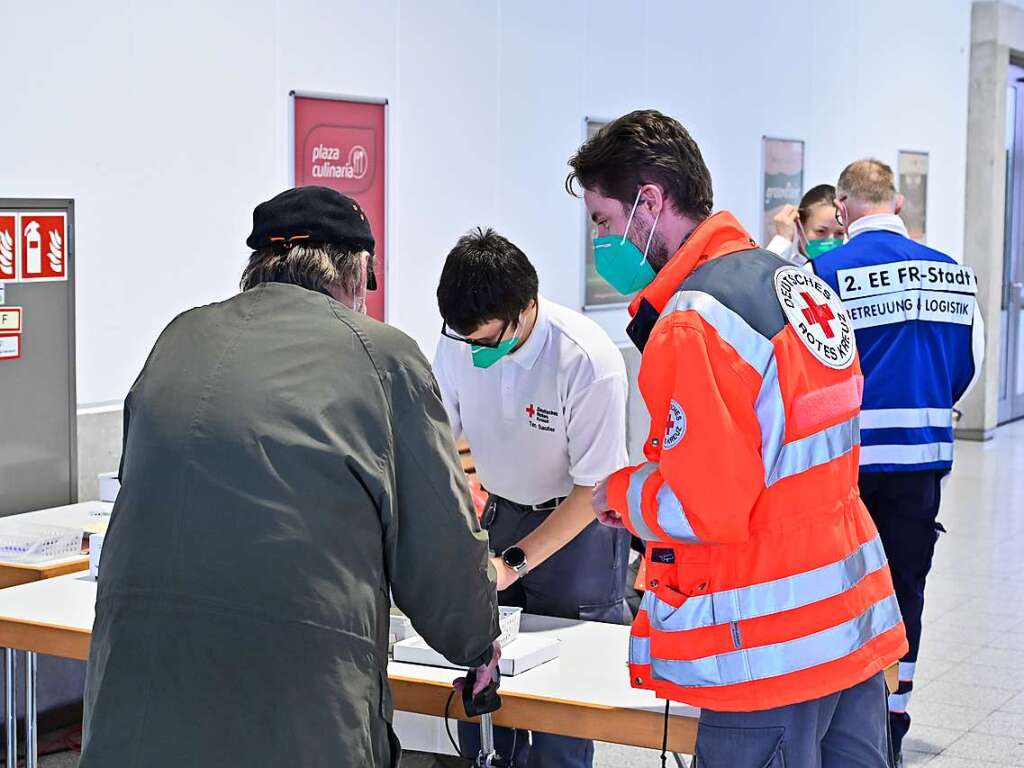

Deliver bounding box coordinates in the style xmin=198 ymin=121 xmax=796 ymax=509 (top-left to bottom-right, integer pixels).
xmin=38 ymin=421 xmax=1024 ymax=767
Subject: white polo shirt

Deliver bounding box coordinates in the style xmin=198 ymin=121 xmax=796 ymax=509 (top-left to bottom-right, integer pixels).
xmin=434 ymin=296 xmax=629 ymax=506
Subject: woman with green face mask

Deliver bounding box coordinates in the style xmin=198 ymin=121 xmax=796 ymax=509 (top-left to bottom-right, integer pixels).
xmin=767 ymin=183 xmax=846 ymax=266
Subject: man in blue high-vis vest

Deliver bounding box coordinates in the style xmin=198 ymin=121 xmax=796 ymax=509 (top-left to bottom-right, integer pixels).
xmin=813 ymin=159 xmax=984 ymax=765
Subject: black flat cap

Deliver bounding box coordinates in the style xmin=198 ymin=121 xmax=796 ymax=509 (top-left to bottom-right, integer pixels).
xmin=246 ymin=186 xmax=375 ymax=255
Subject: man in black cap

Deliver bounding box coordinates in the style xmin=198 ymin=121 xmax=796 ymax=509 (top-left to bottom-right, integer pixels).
xmin=80 ymin=186 xmax=501 ymax=768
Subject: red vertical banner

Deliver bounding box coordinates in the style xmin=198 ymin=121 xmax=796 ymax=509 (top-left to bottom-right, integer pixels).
xmin=293 ymin=95 xmax=387 ymax=321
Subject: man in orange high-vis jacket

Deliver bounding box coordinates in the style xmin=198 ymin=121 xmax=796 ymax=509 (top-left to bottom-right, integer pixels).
xmin=568 ymin=111 xmax=907 ymax=768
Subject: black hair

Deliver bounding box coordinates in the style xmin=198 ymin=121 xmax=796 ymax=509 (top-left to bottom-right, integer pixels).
xmin=798 ymin=184 xmax=837 ymax=225
xmin=437 ymin=227 xmax=539 ymax=335
xmin=566 ymin=109 xmax=713 ymax=220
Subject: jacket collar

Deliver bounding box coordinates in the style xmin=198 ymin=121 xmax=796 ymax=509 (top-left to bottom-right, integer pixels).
xmin=848 ymin=213 xmax=909 ymax=240
xmin=626 ymin=211 xmax=756 ymax=350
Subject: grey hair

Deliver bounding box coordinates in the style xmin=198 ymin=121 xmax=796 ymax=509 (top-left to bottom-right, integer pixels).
xmin=239 ymin=243 xmax=370 ymax=295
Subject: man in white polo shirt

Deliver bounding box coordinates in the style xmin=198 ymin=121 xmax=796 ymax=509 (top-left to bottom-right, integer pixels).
xmin=434 ymin=227 xmax=630 ymax=767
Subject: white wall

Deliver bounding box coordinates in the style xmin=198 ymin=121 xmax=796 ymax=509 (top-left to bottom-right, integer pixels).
xmin=0 ymin=0 xmax=975 ymax=406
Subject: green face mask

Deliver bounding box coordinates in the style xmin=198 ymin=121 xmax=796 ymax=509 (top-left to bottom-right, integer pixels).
xmin=592 ymin=189 xmax=660 ymax=295
xmin=805 ymin=237 xmax=844 ymax=260
xmin=471 ymin=336 xmax=520 ymax=369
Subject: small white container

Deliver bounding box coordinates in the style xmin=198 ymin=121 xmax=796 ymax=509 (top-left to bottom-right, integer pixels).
xmin=498 ymin=606 xmax=523 ymax=647
xmin=89 ymin=532 xmax=105 ymax=579
xmin=97 ymin=472 xmax=120 ymax=503
xmin=389 ymin=613 xmax=416 ymax=644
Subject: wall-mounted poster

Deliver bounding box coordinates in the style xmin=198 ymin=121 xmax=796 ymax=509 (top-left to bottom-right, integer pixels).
xmin=292 ymin=92 xmax=387 ymax=321
xmin=898 ymin=150 xmax=928 ymax=243
xmin=761 ymin=137 xmax=805 ymax=247
xmin=582 ymin=118 xmax=631 ymax=309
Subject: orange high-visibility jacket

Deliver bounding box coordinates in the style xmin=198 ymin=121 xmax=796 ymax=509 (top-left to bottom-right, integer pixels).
xmin=609 ymin=212 xmax=907 ymax=713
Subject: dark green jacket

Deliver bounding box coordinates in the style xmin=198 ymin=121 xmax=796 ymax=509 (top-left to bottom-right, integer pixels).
xmin=80 ymin=283 xmax=499 ymax=768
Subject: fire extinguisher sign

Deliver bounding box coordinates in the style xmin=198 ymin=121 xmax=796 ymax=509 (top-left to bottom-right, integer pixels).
xmin=20 ymin=212 xmax=67 ymax=282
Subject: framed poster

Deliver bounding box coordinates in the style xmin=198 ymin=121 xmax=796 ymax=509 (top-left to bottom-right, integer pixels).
xmin=898 ymin=150 xmax=928 ymax=243
xmin=581 ymin=118 xmax=633 ymax=309
xmin=291 ymin=91 xmax=388 ymax=321
xmin=761 ymin=137 xmax=805 ymax=247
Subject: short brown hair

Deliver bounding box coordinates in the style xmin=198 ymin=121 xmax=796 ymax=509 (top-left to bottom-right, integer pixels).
xmin=239 ymin=243 xmax=370 ymax=294
xmin=566 ymin=110 xmax=713 ymax=220
xmin=837 ymin=159 xmax=896 ymax=205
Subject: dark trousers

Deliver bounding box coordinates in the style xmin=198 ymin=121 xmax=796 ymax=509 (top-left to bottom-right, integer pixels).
xmin=858 ymin=470 xmax=945 ymax=757
xmin=696 ymin=672 xmax=891 ymax=767
xmin=458 ymin=495 xmax=630 ymax=767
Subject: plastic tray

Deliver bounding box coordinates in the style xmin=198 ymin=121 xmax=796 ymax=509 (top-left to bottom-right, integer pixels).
xmin=498 ymin=606 xmax=522 ymax=647
xmin=0 ymin=523 xmax=84 ymax=563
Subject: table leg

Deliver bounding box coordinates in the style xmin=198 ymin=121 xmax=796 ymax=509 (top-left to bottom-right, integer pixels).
xmin=25 ymin=652 xmax=37 ymax=768
xmin=4 ymin=649 xmax=15 ymax=768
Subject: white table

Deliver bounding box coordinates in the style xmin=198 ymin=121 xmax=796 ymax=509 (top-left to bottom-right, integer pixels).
xmin=0 ymin=570 xmax=900 ymax=764
xmin=0 ymin=501 xmax=109 ymax=768
xmin=0 ymin=574 xmax=706 ymax=762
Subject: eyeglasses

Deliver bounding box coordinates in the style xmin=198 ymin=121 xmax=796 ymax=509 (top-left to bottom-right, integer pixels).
xmin=440 ymin=318 xmax=512 ymax=349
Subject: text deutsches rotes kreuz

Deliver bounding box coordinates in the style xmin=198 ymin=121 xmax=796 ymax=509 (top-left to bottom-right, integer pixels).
xmin=525 ymin=403 xmax=557 ymax=433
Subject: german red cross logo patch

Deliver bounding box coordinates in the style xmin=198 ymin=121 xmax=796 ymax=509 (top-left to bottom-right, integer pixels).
xmin=774 ymin=266 xmax=856 ymax=370
xmin=664 ymin=400 xmax=686 ymax=450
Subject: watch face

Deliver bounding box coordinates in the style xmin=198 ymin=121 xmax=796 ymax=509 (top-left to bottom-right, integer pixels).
xmin=503 ymin=547 xmax=526 ymax=569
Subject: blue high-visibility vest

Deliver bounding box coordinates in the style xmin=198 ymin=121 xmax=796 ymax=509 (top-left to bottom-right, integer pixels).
xmin=813 ymin=219 xmax=980 ymax=473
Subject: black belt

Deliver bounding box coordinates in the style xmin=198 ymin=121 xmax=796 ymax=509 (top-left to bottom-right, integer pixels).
xmin=498 ymin=496 xmax=566 ymax=513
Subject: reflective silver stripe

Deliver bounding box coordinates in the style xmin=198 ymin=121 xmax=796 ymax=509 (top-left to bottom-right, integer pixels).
xmin=663 ymin=291 xmax=774 ymax=373
xmin=767 ymin=415 xmax=860 ymax=486
xmin=650 ymin=594 xmax=902 ymax=688
xmin=757 ymin=357 xmax=786 ymax=483
xmin=648 ymin=535 xmax=889 ymax=631
xmin=888 ymin=691 xmax=912 ymax=713
xmin=661 ymin=290 xmax=862 ymax=488
xmin=860 ymin=442 xmax=954 ymax=466
xmin=655 ymin=483 xmax=700 ymax=543
xmin=860 ymin=408 xmax=953 ymax=430
xmin=638 ymin=588 xmax=656 ymax=615
xmin=626 ymin=463 xmax=660 ymax=541
xmin=630 ymin=635 xmax=652 ymax=666
xmin=899 ymin=661 xmax=916 ymax=681
xmin=662 ymin=291 xmax=790 ymax=486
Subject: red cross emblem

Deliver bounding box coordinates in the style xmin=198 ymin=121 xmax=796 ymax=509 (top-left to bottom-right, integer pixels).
xmin=526 ymin=404 xmax=536 ymax=419
xmin=800 ymin=291 xmax=836 ymax=339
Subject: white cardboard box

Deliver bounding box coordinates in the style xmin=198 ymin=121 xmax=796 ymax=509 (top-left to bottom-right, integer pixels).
xmin=97 ymin=472 xmax=120 ymax=503
xmin=392 ymin=633 xmax=560 ymax=676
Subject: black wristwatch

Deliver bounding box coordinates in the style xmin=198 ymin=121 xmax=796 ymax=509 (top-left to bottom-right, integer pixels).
xmin=501 ymin=546 xmax=529 ymax=576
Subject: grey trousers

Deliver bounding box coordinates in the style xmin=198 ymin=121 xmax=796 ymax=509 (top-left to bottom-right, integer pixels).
xmin=695 ymin=672 xmax=892 ymax=768
xmin=458 ymin=495 xmax=630 ymax=767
